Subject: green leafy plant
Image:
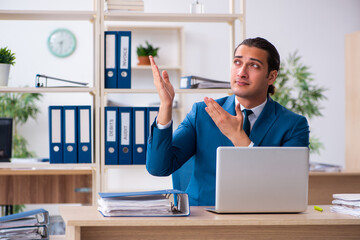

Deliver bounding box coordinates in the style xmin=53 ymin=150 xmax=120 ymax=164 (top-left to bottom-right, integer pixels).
xmin=0 ymin=47 xmax=16 ymax=65
xmin=0 ymin=92 xmax=42 ymax=157
xmin=272 ymin=51 xmax=327 ymax=154
xmin=136 ymin=41 xmax=159 ymax=57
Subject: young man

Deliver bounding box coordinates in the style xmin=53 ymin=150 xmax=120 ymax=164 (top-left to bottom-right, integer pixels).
xmin=146 ymin=37 xmax=309 ymax=206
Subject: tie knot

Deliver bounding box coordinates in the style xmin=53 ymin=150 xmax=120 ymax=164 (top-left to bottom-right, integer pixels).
xmin=242 ymin=109 xmax=253 ymax=117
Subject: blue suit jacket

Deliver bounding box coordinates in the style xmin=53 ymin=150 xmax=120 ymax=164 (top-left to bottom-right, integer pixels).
xmin=146 ymin=95 xmax=309 ymax=206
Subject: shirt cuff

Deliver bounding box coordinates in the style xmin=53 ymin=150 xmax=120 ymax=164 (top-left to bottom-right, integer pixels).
xmin=156 ymin=118 xmax=172 ymax=129
xmin=248 ymin=141 xmax=254 ymax=147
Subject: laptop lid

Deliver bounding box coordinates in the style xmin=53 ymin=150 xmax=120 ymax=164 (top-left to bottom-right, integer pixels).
xmin=212 ymin=147 xmax=309 ymax=213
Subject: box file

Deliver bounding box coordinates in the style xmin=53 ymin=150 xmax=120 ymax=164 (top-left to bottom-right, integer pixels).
xmin=105 ymin=107 xmax=119 ymax=165
xmin=105 ymin=31 xmax=118 ymax=88
xmin=132 ymin=107 xmax=147 ymax=165
xmin=117 ymin=31 xmax=131 ymax=89
xmin=118 ymin=107 xmax=133 ymax=165
xmin=78 ymin=106 xmax=92 ymax=163
xmin=63 ymin=106 xmax=78 ymax=164
xmin=49 ymin=106 xmax=63 ymax=164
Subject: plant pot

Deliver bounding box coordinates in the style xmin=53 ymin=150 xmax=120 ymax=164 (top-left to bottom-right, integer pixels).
xmin=0 ymin=63 xmax=10 ymax=86
xmin=137 ymin=56 xmax=151 ymax=65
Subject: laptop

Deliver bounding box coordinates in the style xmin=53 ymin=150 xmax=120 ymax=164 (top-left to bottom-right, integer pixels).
xmin=207 ymin=147 xmax=309 ymax=213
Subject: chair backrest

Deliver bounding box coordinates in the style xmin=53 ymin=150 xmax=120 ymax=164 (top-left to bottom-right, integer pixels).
xmin=172 ymin=156 xmax=194 ymax=192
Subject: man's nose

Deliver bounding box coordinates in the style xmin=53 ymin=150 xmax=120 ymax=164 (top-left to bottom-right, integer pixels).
xmin=237 ymin=65 xmax=248 ymax=78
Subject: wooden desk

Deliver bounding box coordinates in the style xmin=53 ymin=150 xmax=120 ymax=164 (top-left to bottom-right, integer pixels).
xmin=60 ymin=205 xmax=360 ymax=240
xmin=309 ymin=171 xmax=360 ymax=204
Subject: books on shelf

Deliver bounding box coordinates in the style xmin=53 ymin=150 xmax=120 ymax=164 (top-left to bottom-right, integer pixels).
xmin=180 ymin=75 xmax=230 ymax=89
xmin=97 ymin=189 xmax=190 ymax=217
xmin=0 ymin=208 xmax=49 ymax=239
xmin=331 ymin=194 xmax=360 ymax=217
xmin=105 ymin=0 xmax=144 ymax=12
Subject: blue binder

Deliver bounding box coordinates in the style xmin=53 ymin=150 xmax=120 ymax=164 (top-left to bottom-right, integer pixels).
xmin=77 ymin=106 xmax=92 ymax=163
xmin=49 ymin=106 xmax=63 ymax=164
xmin=117 ymin=31 xmax=131 ymax=89
xmin=132 ymin=107 xmax=147 ymax=165
xmin=118 ymin=107 xmax=133 ymax=165
xmin=0 ymin=208 xmax=49 ymax=228
xmin=105 ymin=107 xmax=118 ymax=165
xmin=146 ymin=107 xmax=159 ymax=138
xmin=63 ymin=106 xmax=78 ymax=164
xmin=105 ymin=31 xmax=118 ymax=88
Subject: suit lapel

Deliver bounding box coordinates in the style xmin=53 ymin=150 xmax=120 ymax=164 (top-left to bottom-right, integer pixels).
xmin=249 ymin=97 xmax=279 ymax=146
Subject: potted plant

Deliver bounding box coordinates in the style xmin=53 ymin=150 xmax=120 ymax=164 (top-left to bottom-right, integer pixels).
xmin=136 ymin=41 xmax=159 ymax=65
xmin=0 ymin=47 xmax=16 ymax=86
xmin=272 ymin=51 xmax=327 ymax=155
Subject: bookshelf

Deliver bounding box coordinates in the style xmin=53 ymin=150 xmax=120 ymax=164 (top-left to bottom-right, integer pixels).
xmin=0 ymin=0 xmax=246 ymax=201
xmin=99 ymin=0 xmax=246 ymax=192
xmin=0 ymin=1 xmax=101 ymax=205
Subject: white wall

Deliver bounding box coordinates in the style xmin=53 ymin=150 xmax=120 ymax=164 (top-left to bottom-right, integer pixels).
xmin=1 ymin=0 xmax=360 ymax=167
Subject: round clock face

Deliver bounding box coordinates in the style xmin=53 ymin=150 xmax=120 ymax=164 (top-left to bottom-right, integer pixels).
xmin=48 ymin=28 xmax=76 ymax=58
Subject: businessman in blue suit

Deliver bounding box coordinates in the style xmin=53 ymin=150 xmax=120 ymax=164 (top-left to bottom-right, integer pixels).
xmin=146 ymin=37 xmax=310 ymax=206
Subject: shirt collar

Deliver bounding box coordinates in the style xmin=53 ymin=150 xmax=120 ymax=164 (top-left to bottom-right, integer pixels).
xmin=235 ymin=97 xmax=267 ymax=118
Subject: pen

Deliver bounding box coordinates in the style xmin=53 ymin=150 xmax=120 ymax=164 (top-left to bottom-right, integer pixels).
xmin=314 ymin=206 xmax=323 ymax=212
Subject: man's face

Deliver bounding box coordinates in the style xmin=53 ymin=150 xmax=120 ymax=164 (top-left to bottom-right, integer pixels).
xmin=230 ymin=45 xmax=277 ymax=105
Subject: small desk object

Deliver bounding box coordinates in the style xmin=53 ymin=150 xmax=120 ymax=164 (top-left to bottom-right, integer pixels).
xmin=60 ymin=205 xmax=360 ymax=240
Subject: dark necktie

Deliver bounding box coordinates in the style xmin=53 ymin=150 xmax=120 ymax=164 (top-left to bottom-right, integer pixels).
xmin=242 ymin=109 xmax=253 ymax=137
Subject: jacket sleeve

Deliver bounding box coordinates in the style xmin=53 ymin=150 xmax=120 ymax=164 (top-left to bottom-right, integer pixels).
xmin=146 ymin=103 xmax=198 ymax=176
xmin=282 ymin=115 xmax=310 ymax=147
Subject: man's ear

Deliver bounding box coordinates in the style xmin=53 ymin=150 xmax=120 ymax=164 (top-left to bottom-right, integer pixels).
xmin=267 ymin=70 xmax=278 ymax=85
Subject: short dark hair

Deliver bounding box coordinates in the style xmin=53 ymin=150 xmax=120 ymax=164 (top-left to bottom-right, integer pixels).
xmin=234 ymin=37 xmax=280 ymax=95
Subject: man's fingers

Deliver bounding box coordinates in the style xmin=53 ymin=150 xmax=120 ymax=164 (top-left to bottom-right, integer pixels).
xmin=150 ymin=56 xmax=161 ymax=80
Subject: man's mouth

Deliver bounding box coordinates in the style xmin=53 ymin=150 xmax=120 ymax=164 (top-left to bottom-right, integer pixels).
xmin=235 ymin=80 xmax=250 ymax=86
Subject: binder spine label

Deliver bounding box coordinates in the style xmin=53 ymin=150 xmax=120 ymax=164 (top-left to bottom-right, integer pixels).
xmin=65 ymin=109 xmax=75 ymax=144
xmin=51 ymin=109 xmax=61 ymax=143
xmin=106 ymin=34 xmax=116 ymax=69
xmin=107 ymin=111 xmax=116 ymax=142
xmin=135 ymin=111 xmax=145 ymax=145
xmin=120 ymin=36 xmax=129 ymax=70
xmin=121 ymin=112 xmax=130 ymax=145
xmin=79 ymin=109 xmax=90 ymax=143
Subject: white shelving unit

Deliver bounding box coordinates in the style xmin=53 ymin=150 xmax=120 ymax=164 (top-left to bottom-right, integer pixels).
xmin=0 ymin=0 xmax=246 ymax=200
xmin=99 ymin=0 xmax=246 ymax=192
xmin=0 ymin=1 xmax=102 ymax=205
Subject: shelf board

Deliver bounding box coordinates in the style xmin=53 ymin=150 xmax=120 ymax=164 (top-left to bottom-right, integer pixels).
xmin=104 ymin=12 xmax=242 ymax=23
xmin=0 ymin=10 xmax=96 ymax=21
xmin=0 ymin=87 xmax=96 ymax=93
xmin=104 ymin=88 xmax=232 ymax=94
xmin=0 ymin=162 xmax=96 ymax=171
xmin=132 ymin=65 xmax=182 ymax=71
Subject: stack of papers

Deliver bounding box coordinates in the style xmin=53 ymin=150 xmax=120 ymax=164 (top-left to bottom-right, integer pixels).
xmin=98 ymin=189 xmax=190 ymax=217
xmin=331 ymin=194 xmax=360 ymax=217
xmin=105 ymin=0 xmax=144 ymax=12
xmin=309 ymin=162 xmax=342 ymax=172
xmin=0 ymin=208 xmax=49 ymax=239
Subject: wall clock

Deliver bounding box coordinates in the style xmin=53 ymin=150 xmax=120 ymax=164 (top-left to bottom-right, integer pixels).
xmin=48 ymin=28 xmax=76 ymax=58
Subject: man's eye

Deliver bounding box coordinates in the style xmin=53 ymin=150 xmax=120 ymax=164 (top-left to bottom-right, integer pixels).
xmin=252 ymin=63 xmax=259 ymax=68
xmin=234 ymin=60 xmax=241 ymax=65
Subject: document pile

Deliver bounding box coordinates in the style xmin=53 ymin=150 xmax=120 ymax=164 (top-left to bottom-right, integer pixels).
xmin=180 ymin=75 xmax=230 ymax=89
xmin=309 ymin=162 xmax=342 ymax=172
xmin=98 ymin=189 xmax=190 ymax=217
xmin=331 ymin=194 xmax=360 ymax=217
xmin=105 ymin=0 xmax=144 ymax=12
xmin=0 ymin=208 xmax=49 ymax=239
